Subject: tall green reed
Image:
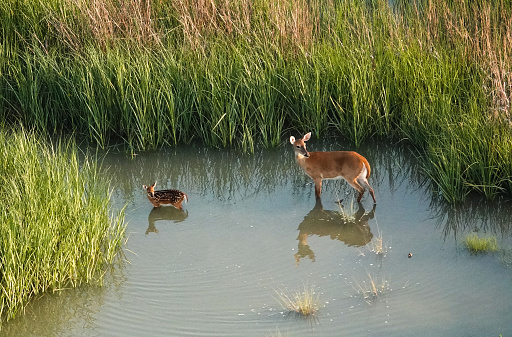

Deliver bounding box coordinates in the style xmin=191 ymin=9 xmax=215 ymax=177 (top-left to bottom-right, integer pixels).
xmin=0 ymin=130 xmax=126 ymax=324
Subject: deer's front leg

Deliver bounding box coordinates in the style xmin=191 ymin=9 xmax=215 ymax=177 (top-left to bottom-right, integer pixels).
xmin=313 ymin=178 xmax=322 ymax=199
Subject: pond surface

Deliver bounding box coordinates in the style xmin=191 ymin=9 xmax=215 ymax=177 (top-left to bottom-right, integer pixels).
xmin=2 ymin=139 xmax=512 ymax=337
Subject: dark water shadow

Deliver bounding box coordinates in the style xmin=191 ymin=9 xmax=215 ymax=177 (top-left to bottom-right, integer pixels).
xmin=146 ymin=206 xmax=189 ymax=235
xmin=295 ymin=198 xmax=375 ymax=265
xmin=429 ymin=194 xmax=512 ymax=242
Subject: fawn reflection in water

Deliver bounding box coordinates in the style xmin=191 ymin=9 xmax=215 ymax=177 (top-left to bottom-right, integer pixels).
xmin=295 ymin=199 xmax=375 ymax=265
xmin=146 ymin=206 xmax=189 ymax=235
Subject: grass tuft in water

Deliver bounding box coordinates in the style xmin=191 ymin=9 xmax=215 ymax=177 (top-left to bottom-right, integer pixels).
xmin=368 ymin=230 xmax=387 ymax=256
xmin=464 ymin=234 xmax=499 ymax=253
xmin=353 ymin=273 xmax=388 ymax=304
xmin=274 ymin=284 xmax=319 ymax=316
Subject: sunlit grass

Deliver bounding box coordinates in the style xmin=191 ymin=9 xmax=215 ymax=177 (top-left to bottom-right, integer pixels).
xmin=370 ymin=232 xmax=384 ymax=255
xmin=368 ymin=228 xmax=390 ymax=256
xmin=274 ymin=284 xmax=319 ymax=316
xmin=0 ymin=130 xmax=126 ymax=324
xmin=464 ymin=234 xmax=499 ymax=253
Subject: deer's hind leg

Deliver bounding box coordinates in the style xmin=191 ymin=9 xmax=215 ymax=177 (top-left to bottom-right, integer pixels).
xmin=345 ymin=164 xmax=372 ymax=203
xmin=347 ymin=178 xmax=366 ymax=202
xmin=355 ymin=168 xmax=376 ymax=204
xmin=364 ymin=181 xmax=376 ymax=203
xmin=174 ymin=200 xmax=183 ymax=210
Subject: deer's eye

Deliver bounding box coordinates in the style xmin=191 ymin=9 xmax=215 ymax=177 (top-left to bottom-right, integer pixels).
xmin=296 ymin=145 xmax=301 ymax=148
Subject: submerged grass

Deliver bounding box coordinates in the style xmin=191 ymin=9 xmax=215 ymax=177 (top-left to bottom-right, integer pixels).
xmin=464 ymin=234 xmax=499 ymax=253
xmin=1 ymin=0 xmax=512 ymax=202
xmin=0 ymin=130 xmax=126 ymax=325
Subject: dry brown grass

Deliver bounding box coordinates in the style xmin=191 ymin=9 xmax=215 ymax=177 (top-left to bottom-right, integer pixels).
xmin=274 ymin=284 xmax=319 ymax=316
xmin=419 ymin=0 xmax=512 ymax=123
xmin=171 ymin=0 xmax=323 ymax=54
xmin=51 ymin=0 xmax=161 ymax=51
xmin=353 ymin=273 xmax=388 ymax=304
xmin=48 ymin=0 xmax=328 ymax=54
xmin=170 ymin=0 xmax=252 ymax=52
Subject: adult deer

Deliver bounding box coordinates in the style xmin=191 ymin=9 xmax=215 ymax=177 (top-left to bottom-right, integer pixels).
xmin=290 ymin=132 xmax=376 ymax=203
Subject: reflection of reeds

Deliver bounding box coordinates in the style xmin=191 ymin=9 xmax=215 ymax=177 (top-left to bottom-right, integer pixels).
xmin=432 ymin=197 xmax=512 ymax=242
xmin=106 ymin=146 xmax=301 ymax=204
xmin=464 ymin=234 xmax=499 ymax=253
xmin=274 ymin=284 xmax=319 ymax=316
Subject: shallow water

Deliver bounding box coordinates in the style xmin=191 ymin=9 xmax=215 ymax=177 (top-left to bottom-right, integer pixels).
xmin=3 ymin=140 xmax=512 ymax=337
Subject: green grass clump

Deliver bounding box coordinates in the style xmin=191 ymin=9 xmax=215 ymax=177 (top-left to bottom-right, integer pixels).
xmin=464 ymin=234 xmax=499 ymax=253
xmin=274 ymin=284 xmax=319 ymax=316
xmin=0 ymin=130 xmax=126 ymax=324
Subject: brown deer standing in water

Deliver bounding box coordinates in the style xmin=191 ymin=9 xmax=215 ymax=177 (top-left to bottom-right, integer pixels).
xmin=290 ymin=132 xmax=376 ymax=203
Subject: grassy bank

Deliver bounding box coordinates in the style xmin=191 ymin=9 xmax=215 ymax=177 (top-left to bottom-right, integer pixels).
xmin=1 ymin=0 xmax=511 ymax=201
xmin=0 ymin=130 xmax=126 ymax=324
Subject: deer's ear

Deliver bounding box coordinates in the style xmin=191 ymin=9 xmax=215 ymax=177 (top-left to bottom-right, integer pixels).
xmin=152 ymin=181 xmax=157 ymax=187
xmin=289 ymin=136 xmax=296 ymax=144
xmin=303 ymin=132 xmax=311 ymax=142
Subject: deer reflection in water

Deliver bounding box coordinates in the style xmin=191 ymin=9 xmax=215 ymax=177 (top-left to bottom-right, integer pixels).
xmin=146 ymin=206 xmax=188 ymax=235
xmin=295 ymin=199 xmax=376 ymax=265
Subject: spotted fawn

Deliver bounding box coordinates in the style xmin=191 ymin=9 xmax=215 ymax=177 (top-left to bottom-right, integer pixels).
xmin=142 ymin=181 xmax=188 ymax=210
